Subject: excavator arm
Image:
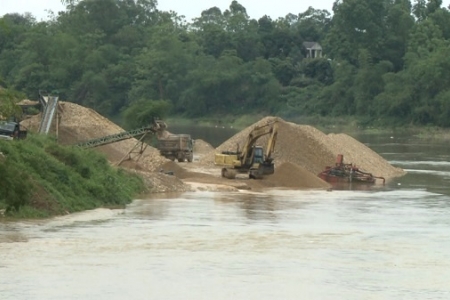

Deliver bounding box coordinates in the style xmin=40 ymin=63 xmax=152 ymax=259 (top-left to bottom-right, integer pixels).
xmin=264 ymin=122 xmax=278 ymax=162
xmin=216 ymin=118 xmax=279 ymax=179
xmin=239 ymin=119 xmax=278 ymax=163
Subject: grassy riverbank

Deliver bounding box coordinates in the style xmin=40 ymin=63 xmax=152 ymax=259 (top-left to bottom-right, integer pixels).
xmin=0 ymin=135 xmax=146 ymax=218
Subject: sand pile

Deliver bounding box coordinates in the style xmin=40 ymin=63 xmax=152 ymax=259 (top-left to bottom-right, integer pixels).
xmin=194 ymin=139 xmax=215 ymax=155
xmin=17 ymin=99 xmax=39 ymax=106
xmin=192 ymin=139 xmax=214 ymax=162
xmin=159 ymin=161 xmax=190 ymax=178
xmin=22 ymin=102 xmax=169 ymax=172
xmin=21 ymin=102 xmax=403 ymax=192
xmin=201 ymin=116 xmax=405 ymax=179
xmin=261 ymin=162 xmax=331 ymax=189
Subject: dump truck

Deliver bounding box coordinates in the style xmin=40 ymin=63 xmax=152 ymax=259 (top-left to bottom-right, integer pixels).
xmin=215 ymin=119 xmax=278 ymax=179
xmin=0 ymin=121 xmax=27 ymax=140
xmin=157 ymin=134 xmax=194 ymax=162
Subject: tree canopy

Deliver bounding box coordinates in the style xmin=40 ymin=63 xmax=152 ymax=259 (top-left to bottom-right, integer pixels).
xmin=1 ymin=0 xmax=450 ymax=127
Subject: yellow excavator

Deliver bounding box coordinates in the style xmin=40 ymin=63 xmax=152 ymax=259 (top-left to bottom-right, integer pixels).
xmin=214 ymin=119 xmax=278 ymax=179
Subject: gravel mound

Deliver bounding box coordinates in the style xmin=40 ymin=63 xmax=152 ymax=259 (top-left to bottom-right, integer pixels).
xmin=326 ymin=133 xmax=404 ymax=178
xmin=194 ymin=139 xmax=215 ymax=155
xmin=262 ymin=162 xmax=331 ymax=189
xmin=21 ymin=103 xmax=404 ymax=192
xmin=160 ymin=161 xmax=190 ymax=178
xmin=201 ymin=116 xmax=405 ymax=180
xmin=23 ymin=102 xmax=169 ymax=172
xmin=21 ymin=102 xmax=194 ymax=193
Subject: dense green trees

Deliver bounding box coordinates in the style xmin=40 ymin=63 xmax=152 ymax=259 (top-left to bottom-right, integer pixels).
xmin=1 ymin=0 xmax=450 ymax=127
xmin=0 ymin=88 xmax=25 ymax=119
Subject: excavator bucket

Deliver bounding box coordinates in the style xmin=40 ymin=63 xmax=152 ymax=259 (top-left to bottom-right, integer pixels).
xmin=261 ymin=163 xmax=275 ymax=175
xmin=249 ymin=163 xmax=274 ymax=179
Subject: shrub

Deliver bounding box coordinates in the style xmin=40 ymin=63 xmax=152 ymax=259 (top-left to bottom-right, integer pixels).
xmin=0 ymin=134 xmax=145 ymax=218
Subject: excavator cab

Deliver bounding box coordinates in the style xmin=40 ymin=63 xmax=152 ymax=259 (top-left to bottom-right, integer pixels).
xmin=250 ymin=146 xmax=264 ymax=164
xmin=243 ymin=146 xmax=264 ymax=166
xmin=217 ymin=119 xmax=278 ymax=179
xmin=247 ymin=146 xmax=275 ymax=179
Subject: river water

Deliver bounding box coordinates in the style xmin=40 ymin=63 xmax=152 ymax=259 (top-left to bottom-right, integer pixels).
xmin=1 ymin=131 xmax=450 ymax=300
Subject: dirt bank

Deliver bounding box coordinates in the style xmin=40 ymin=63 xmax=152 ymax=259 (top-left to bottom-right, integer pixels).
xmin=21 ymin=103 xmax=404 ymax=193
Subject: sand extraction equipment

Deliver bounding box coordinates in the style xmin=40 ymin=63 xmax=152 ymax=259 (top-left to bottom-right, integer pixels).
xmin=318 ymin=154 xmax=385 ymax=184
xmin=215 ymin=119 xmax=278 ymax=179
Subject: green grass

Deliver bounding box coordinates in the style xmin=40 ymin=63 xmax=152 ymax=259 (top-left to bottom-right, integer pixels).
xmin=0 ymin=134 xmax=146 ymax=218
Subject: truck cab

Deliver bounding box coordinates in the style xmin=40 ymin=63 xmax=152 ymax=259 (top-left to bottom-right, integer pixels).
xmin=0 ymin=121 xmax=26 ymax=140
xmin=157 ymin=134 xmax=194 ymax=162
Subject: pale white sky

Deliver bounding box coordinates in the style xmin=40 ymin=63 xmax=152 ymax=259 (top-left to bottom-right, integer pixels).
xmin=0 ymin=0 xmax=335 ymax=21
xmin=157 ymin=0 xmax=334 ymax=20
xmin=1 ymin=0 xmax=449 ymax=22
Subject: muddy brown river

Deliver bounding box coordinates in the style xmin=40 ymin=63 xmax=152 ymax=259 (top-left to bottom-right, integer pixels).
xmin=1 ymin=132 xmax=450 ymax=299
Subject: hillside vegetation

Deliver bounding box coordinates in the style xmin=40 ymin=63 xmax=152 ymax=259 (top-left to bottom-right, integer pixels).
xmin=0 ymin=135 xmax=145 ymax=218
xmin=1 ymin=0 xmax=450 ymax=128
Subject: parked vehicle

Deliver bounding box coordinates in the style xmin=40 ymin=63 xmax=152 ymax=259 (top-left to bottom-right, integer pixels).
xmin=0 ymin=121 xmax=27 ymax=140
xmin=157 ymin=134 xmax=194 ymax=162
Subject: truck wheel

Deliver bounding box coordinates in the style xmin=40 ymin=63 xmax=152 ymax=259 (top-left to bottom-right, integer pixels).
xmin=187 ymin=154 xmax=193 ymax=162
